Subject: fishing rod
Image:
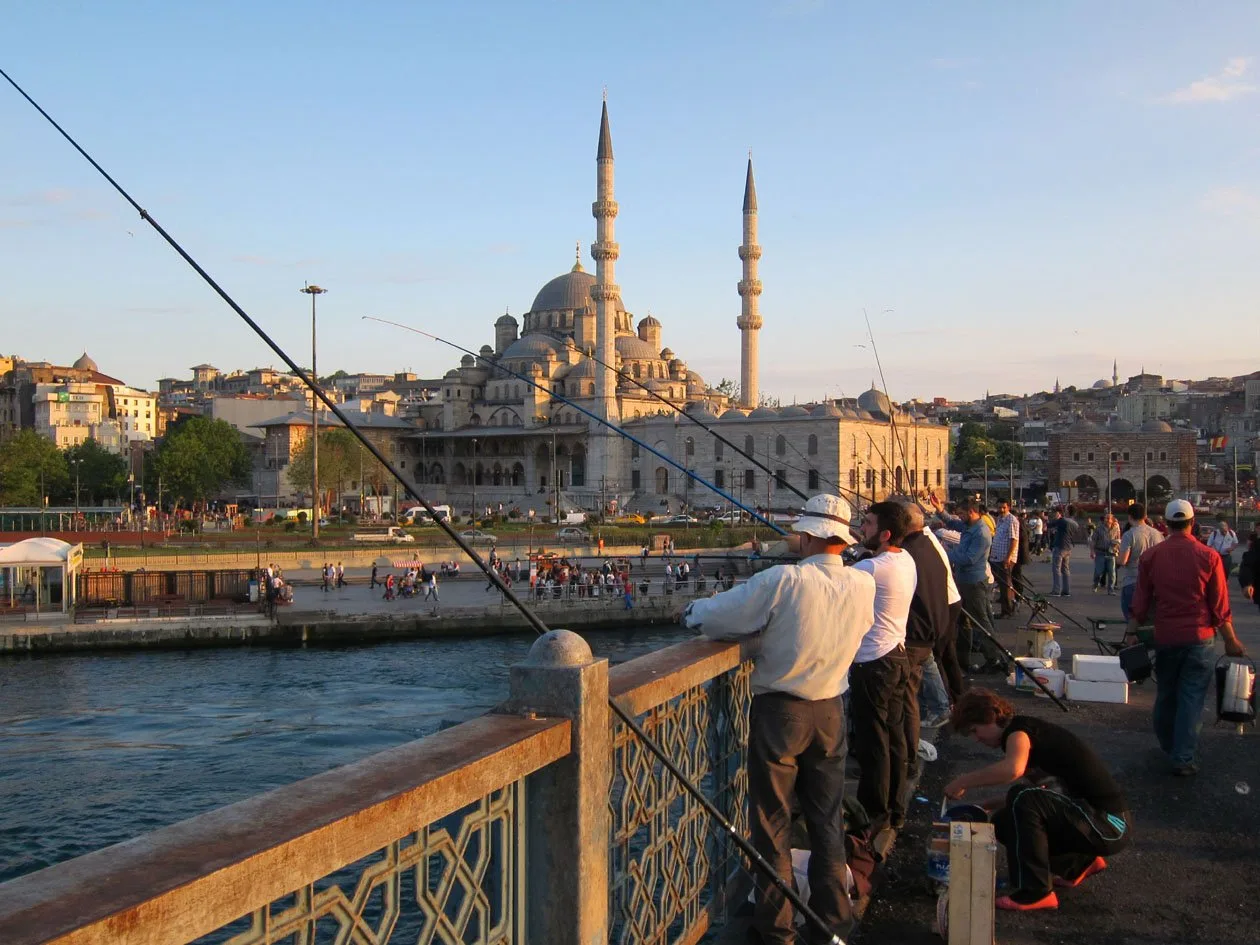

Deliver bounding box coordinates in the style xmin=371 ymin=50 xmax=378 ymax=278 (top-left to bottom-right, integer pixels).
xmin=0 ymin=68 xmax=847 ymax=943
xmin=554 ymin=338 xmax=866 ymax=506
xmin=363 ymin=317 xmax=789 ymax=534
xmin=862 ymin=308 xmax=915 ymax=481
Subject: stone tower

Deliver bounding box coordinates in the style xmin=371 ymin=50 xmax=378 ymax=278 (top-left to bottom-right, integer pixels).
xmin=737 ymin=157 xmax=763 ymax=409
xmin=587 ymin=97 xmax=623 ymax=499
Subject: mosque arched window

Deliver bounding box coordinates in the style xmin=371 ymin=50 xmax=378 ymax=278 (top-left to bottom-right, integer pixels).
xmin=685 ymin=437 xmax=695 ymax=457
xmin=776 ymin=435 xmax=786 ymax=456
xmin=808 ymin=470 xmax=820 ymax=490
xmin=588 ymin=383 xmax=595 ymax=396
xmin=808 ymin=434 xmax=818 ymax=455
xmin=744 ymin=435 xmax=755 ymax=456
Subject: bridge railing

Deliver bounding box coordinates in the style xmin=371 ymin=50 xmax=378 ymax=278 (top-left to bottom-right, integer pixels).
xmin=0 ymin=630 xmax=752 ymax=945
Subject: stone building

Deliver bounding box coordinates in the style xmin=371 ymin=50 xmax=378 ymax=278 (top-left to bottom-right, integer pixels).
xmin=1048 ymin=418 xmax=1197 ymax=505
xmin=397 ymin=101 xmax=950 ymax=519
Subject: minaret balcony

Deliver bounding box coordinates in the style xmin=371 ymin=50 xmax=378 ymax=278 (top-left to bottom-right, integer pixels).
xmin=591 ymin=241 xmax=620 ymax=261
xmin=738 ymin=245 xmax=762 ymax=261
xmin=737 ymin=314 xmax=764 ymax=330
xmin=737 ymin=279 xmax=763 ymax=297
xmin=591 ymin=283 xmax=622 ymax=301
xmin=591 ymin=199 xmax=620 ymax=218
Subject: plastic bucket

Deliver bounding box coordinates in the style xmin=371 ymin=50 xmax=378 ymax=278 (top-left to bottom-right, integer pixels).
xmin=1216 ymin=657 xmax=1256 ymax=724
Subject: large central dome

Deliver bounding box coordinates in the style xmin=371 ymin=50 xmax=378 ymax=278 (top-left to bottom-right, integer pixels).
xmin=529 ymin=264 xmax=625 ymax=314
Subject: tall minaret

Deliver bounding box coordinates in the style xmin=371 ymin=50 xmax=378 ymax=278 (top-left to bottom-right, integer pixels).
xmin=1112 ymin=359 xmax=1119 ymax=387
xmin=591 ymin=97 xmax=620 ymax=422
xmin=737 ymin=156 xmax=763 ymax=409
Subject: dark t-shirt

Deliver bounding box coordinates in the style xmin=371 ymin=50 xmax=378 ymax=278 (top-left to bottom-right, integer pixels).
xmin=1001 ymin=715 xmax=1126 ymax=814
xmin=1048 ymin=518 xmax=1071 ymax=551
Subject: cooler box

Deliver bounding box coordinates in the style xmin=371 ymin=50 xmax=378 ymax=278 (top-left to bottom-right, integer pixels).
xmin=1014 ymin=657 xmax=1056 ymax=691
xmin=1072 ymin=654 xmax=1128 ymax=683
xmin=1031 ymin=668 xmax=1067 ymax=698
xmin=1018 ymin=622 xmax=1059 ymax=660
xmin=1066 ymin=675 xmax=1129 ymax=704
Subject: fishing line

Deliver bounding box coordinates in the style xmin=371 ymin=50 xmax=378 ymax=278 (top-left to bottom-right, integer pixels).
xmin=0 ymin=67 xmax=847 ymax=943
xmin=363 ymin=317 xmax=788 ymax=534
xmin=862 ymin=308 xmax=915 ymax=480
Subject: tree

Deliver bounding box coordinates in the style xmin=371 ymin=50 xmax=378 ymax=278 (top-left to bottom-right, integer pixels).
xmin=151 ymin=417 xmax=251 ymax=508
xmin=64 ymin=439 xmax=128 ymax=504
xmin=0 ymin=430 xmax=69 ymax=506
xmin=286 ymin=428 xmax=364 ymax=512
xmin=955 ymin=421 xmax=1023 ymax=473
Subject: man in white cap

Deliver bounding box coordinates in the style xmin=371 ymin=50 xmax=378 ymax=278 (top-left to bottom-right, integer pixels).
xmin=680 ymin=493 xmax=875 ymax=945
xmin=1127 ymin=499 xmax=1247 ymax=776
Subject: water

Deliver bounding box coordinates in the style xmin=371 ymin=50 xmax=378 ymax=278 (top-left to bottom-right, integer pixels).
xmin=0 ymin=626 xmax=693 ymax=883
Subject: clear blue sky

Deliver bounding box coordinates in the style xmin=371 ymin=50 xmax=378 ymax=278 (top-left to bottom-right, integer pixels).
xmin=2 ymin=1 xmax=1257 ymax=402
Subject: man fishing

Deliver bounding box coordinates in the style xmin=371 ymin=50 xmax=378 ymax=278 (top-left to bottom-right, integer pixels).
xmin=679 ymin=494 xmax=875 ymax=945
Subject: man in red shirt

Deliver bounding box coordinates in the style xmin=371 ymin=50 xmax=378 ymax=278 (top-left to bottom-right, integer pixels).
xmin=1127 ymin=500 xmax=1246 ymax=776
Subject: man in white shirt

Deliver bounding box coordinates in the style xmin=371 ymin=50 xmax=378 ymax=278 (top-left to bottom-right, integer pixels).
xmin=681 ymin=494 xmax=874 ymax=945
xmin=851 ymin=500 xmax=918 ymax=831
xmin=1118 ymin=502 xmax=1162 ymax=621
xmin=1206 ymin=514 xmax=1240 ymax=579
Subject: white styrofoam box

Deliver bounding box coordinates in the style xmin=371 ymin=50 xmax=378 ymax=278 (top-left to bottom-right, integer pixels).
xmin=1066 ymin=675 xmax=1129 ymax=704
xmin=1071 ymin=654 xmax=1128 ymax=684
xmin=1014 ymin=657 xmax=1058 ymax=691
xmin=1031 ymin=668 xmax=1067 ymax=698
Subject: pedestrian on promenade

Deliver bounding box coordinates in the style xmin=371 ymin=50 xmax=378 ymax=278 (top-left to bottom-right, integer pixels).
xmin=1206 ymin=514 xmax=1239 ymax=579
xmin=679 ymin=494 xmax=874 ymax=945
xmin=896 ymin=500 xmax=953 ymax=742
xmin=945 ymin=688 xmax=1130 ymax=912
xmin=922 ymin=522 xmax=966 ymax=705
xmin=335 ymin=562 xmax=345 ymax=588
xmin=321 ymin=563 xmax=330 ymax=593
xmin=1090 ymin=513 xmax=1121 ymax=594
xmin=370 ymin=564 xmax=379 ymax=589
xmin=1126 ymin=499 xmax=1247 ymax=776
xmin=424 ymin=572 xmax=439 ymax=602
xmin=989 ymin=500 xmax=1020 ymax=617
xmin=851 ymin=500 xmax=916 ymax=831
xmin=1047 ymin=507 xmax=1073 ymax=597
xmin=929 ymin=494 xmax=993 ymax=671
xmin=1117 ymin=503 xmax=1161 ymax=620
xmin=1238 ymin=532 xmax=1260 ymax=613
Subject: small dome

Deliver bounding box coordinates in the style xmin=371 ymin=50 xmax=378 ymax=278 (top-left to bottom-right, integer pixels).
xmin=637 ymin=314 xmax=661 ymax=330
xmin=615 ymin=335 xmax=660 ymax=361
xmin=495 ymin=312 xmax=518 ymax=327
xmin=1071 ymin=418 xmax=1100 ymax=432
xmin=812 ymin=403 xmax=843 ymax=418
xmin=562 ymin=358 xmax=598 ymax=379
xmin=500 ymin=334 xmax=562 ymax=361
xmin=1107 ymin=418 xmax=1135 ymax=432
xmin=73 ymin=352 xmax=98 ymax=372
xmin=856 ymin=409 xmax=876 ymax=421
xmin=478 ymin=345 xmax=494 ymax=357
xmin=660 ymin=347 xmax=675 ymax=361
xmin=1141 ymin=419 xmax=1173 ymax=432
xmin=720 ymin=408 xmax=747 ymax=420
xmin=748 ymin=406 xmax=779 ymax=419
xmin=443 ymin=368 xmax=460 ymax=379
xmin=684 ymin=402 xmax=718 ymax=421
xmin=460 ymin=354 xmax=475 ymax=367
xmin=1092 ymin=378 xmax=1113 ymax=389
xmin=779 ymin=405 xmax=809 ymax=418
xmin=858 ymin=386 xmax=892 ymax=417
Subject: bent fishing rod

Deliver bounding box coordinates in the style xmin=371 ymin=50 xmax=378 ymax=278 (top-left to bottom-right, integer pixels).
xmin=363 ymin=316 xmax=790 ymax=535
xmin=554 ymin=337 xmax=866 ymax=506
xmin=0 ymin=68 xmax=847 ymax=943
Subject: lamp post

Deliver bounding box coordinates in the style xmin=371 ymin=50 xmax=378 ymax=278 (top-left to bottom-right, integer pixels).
xmin=70 ymin=459 xmax=81 ymax=518
xmin=300 ymin=283 xmax=326 ymax=540
xmin=471 ymin=437 xmax=478 ymax=525
xmin=983 ymin=453 xmax=996 ymax=509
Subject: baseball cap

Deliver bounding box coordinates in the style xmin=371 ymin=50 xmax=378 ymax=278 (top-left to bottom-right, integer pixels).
xmin=1164 ymin=499 xmax=1194 ymax=523
xmin=792 ymin=494 xmax=858 ymax=545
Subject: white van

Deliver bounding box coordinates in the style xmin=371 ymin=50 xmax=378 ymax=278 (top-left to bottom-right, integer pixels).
xmin=402 ymin=504 xmax=451 ymax=525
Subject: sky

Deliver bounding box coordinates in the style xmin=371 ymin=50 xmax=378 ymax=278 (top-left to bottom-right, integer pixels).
xmin=2 ymin=1 xmax=1258 ymax=403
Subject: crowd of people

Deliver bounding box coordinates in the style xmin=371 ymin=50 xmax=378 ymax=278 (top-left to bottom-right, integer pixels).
xmin=678 ymin=488 xmax=1252 ymax=943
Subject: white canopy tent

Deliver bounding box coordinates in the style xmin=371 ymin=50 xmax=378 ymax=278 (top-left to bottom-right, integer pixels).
xmin=0 ymin=537 xmax=83 ymax=613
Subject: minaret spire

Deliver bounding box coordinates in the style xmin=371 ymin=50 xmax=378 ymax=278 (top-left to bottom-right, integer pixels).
xmin=1112 ymin=358 xmax=1119 ymax=387
xmin=589 ymin=95 xmax=623 ymax=489
xmin=737 ymin=155 xmax=763 ymax=409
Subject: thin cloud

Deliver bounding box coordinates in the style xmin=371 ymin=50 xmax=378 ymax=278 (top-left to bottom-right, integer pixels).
xmin=1200 ymin=186 xmax=1260 ymax=216
xmin=1163 ymin=57 xmax=1255 ymax=104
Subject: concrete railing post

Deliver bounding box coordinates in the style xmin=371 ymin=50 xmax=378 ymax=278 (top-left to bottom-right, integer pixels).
xmin=505 ymin=629 xmax=610 ymax=945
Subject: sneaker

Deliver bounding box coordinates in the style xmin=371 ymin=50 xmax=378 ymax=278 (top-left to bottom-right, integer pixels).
xmin=1060 ymin=592 xmax=1072 ymax=598
xmin=923 ymin=711 xmax=951 ymax=728
xmin=996 ymin=891 xmax=1059 ymax=911
xmin=1093 ymin=586 xmax=1101 ymax=594
xmin=1054 ymin=856 xmax=1107 ymax=889
xmin=1171 ymin=762 xmax=1199 ymax=777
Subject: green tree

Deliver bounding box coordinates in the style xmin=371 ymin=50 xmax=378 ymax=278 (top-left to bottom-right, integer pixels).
xmin=0 ymin=430 xmax=69 ymax=506
xmin=64 ymin=439 xmax=129 ymax=505
xmin=151 ymin=417 xmax=251 ymax=508
xmin=955 ymin=421 xmax=1023 ymax=472
xmin=286 ymin=428 xmax=364 ymax=512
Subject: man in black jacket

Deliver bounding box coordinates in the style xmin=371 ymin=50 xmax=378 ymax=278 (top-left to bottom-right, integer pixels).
xmin=896 ymin=499 xmax=952 ymax=778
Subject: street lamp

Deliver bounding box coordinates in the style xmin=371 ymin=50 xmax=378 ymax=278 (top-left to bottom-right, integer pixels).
xmin=982 ymin=453 xmax=997 ymax=509
xmin=300 ymin=283 xmax=327 ymax=540
xmin=471 ymin=437 xmax=478 ymax=525
xmin=69 ymin=459 xmax=82 ymax=519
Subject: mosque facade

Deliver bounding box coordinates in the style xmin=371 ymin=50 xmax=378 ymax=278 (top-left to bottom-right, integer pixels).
xmin=409 ymin=102 xmax=950 ymax=518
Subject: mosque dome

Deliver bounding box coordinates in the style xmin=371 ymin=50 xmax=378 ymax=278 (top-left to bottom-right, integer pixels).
xmin=720 ymin=408 xmax=747 ymax=420
xmin=615 ymin=335 xmax=660 ymax=361
xmin=1107 ymin=418 xmax=1135 ymax=432
xmin=500 ymin=334 xmax=562 ymax=361
xmin=748 ymin=406 xmax=779 ymax=419
xmin=684 ymin=402 xmax=718 ymax=422
xmin=1071 ymin=418 xmax=1099 ymax=432
xmin=528 ymin=267 xmax=625 ymax=315
xmin=779 ymin=405 xmax=809 ymax=418
xmin=460 ymin=354 xmax=475 ymax=367
xmin=73 ymin=352 xmax=98 ymax=373
xmin=636 ymin=314 xmax=661 ymax=331
xmin=812 ymin=403 xmax=844 ymax=418
xmin=857 ymin=386 xmax=892 ymax=417
xmin=1092 ymin=378 xmax=1114 ymax=389
xmin=562 ymin=358 xmax=598 ymax=379
xmin=660 ymin=347 xmax=675 ymax=361
xmin=495 ymin=312 xmax=519 ymax=327
xmin=1141 ymin=419 xmax=1173 ymax=433
xmin=856 ymin=409 xmax=876 ymax=421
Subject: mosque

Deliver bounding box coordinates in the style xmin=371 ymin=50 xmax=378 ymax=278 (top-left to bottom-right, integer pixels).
xmin=409 ymin=100 xmax=950 ymax=518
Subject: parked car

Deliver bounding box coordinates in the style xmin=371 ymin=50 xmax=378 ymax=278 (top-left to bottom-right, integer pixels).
xmin=664 ymin=514 xmax=699 ymax=525
xmin=557 ymin=527 xmax=592 ymax=543
xmin=459 ymin=529 xmax=498 ymax=544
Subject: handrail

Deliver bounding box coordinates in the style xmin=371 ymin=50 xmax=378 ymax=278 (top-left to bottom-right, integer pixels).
xmin=610 ymin=637 xmax=755 ymax=716
xmin=0 ymin=714 xmax=570 ymax=945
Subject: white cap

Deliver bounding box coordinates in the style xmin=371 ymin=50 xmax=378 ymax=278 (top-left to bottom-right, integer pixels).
xmin=1164 ymin=499 xmax=1194 ymax=523
xmin=792 ymin=494 xmax=858 ymax=545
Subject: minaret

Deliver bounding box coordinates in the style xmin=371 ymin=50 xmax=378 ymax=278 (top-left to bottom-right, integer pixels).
xmin=591 ymin=97 xmax=620 ymax=421
xmin=1112 ymin=359 xmax=1119 ymax=387
xmin=737 ymin=156 xmax=763 ymax=409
